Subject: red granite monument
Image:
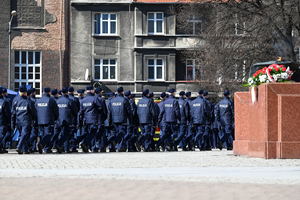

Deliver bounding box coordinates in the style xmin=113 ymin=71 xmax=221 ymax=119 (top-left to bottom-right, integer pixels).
xmin=234 ymin=83 xmax=300 ymax=159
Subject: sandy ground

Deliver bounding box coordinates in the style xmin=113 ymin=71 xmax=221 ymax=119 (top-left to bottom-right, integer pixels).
xmin=1 ymin=178 xmax=299 ymax=200
xmin=1 ymin=149 xmax=300 ymax=199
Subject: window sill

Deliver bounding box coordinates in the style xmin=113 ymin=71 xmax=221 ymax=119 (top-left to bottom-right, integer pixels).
xmin=92 ymin=34 xmax=120 ymax=38
xmin=12 ymin=27 xmax=46 ymax=30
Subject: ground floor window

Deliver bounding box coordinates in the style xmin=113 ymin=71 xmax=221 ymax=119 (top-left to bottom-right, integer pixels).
xmin=94 ymin=59 xmax=117 ymax=80
xmin=186 ymin=59 xmax=201 ymax=81
xmin=14 ymin=51 xmax=41 ymax=96
xmin=148 ymin=59 xmax=164 ymax=81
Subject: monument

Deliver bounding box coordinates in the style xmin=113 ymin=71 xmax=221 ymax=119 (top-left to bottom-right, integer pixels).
xmin=234 ymin=60 xmax=300 ymax=159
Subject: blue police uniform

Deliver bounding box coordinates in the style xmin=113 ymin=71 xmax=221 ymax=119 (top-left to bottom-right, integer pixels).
xmin=128 ymin=95 xmax=138 ymax=151
xmin=212 ymin=103 xmax=220 ymax=149
xmin=77 ymin=88 xmax=105 ymax=153
xmin=137 ymin=93 xmax=156 ymax=151
xmin=35 ymin=89 xmax=59 ymax=154
xmin=158 ymin=90 xmax=181 ymax=151
xmin=1 ymin=89 xmax=12 ymax=151
xmin=107 ymin=89 xmax=132 ymax=151
xmin=0 ymin=92 xmax=11 ymax=153
xmin=183 ymin=93 xmax=195 ymax=151
xmin=124 ymin=91 xmax=136 ymax=152
xmin=77 ymin=89 xmax=86 ymax=140
xmin=68 ymin=88 xmax=80 ymax=152
xmin=28 ymin=90 xmax=39 ymax=152
xmin=203 ymin=95 xmax=214 ymax=150
xmin=174 ymin=94 xmax=189 ymax=150
xmin=12 ymin=94 xmax=37 ymax=154
xmin=104 ymin=93 xmax=117 ymax=152
xmin=55 ymin=93 xmax=78 ymax=153
xmin=93 ymin=90 xmax=107 ymax=152
xmin=156 ymin=94 xmax=167 ymax=150
xmin=190 ymin=93 xmax=207 ymax=151
xmin=216 ymin=92 xmax=234 ymax=150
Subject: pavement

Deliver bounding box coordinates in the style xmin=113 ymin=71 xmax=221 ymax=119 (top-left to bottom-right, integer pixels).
xmin=1 ymin=149 xmax=300 ymax=199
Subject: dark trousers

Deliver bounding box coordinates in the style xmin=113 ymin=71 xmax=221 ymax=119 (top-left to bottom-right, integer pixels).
xmin=28 ymin=127 xmax=39 ymax=151
xmin=174 ymin=124 xmax=186 ymax=145
xmin=1 ymin=126 xmax=11 ymax=149
xmin=219 ymin=125 xmax=233 ymax=144
xmin=165 ymin=122 xmax=178 ymax=147
xmin=76 ymin=124 xmax=98 ymax=147
xmin=39 ymin=125 xmax=54 ymax=149
xmin=194 ymin=125 xmax=205 ymax=150
xmin=91 ymin=125 xmax=105 ymax=151
xmin=140 ymin=124 xmax=152 ymax=151
xmin=47 ymin=122 xmax=61 ymax=152
xmin=204 ymin=125 xmax=211 ymax=149
xmin=184 ymin=125 xmax=195 ymax=149
xmin=125 ymin=125 xmax=135 ymax=150
xmin=114 ymin=124 xmax=127 ymax=150
xmin=0 ymin=125 xmax=7 ymax=150
xmin=17 ymin=126 xmax=31 ymax=152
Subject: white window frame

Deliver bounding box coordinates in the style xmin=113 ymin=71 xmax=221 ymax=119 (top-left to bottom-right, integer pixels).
xmin=147 ymin=12 xmax=164 ymax=35
xmin=148 ymin=59 xmax=164 ymax=81
xmin=14 ymin=51 xmax=42 ymax=97
xmin=186 ymin=59 xmax=201 ymax=81
xmin=187 ymin=15 xmax=202 ymax=35
xmin=94 ymin=59 xmax=117 ymax=81
xmin=94 ymin=13 xmax=117 ymax=35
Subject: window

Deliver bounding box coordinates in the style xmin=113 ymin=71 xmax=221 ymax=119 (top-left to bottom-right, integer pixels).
xmin=148 ymin=12 xmax=164 ymax=34
xmin=148 ymin=59 xmax=164 ymax=81
xmin=94 ymin=13 xmax=117 ymax=35
xmin=94 ymin=59 xmax=117 ymax=80
xmin=14 ymin=51 xmax=42 ymax=96
xmin=186 ymin=59 xmax=201 ymax=81
xmin=187 ymin=15 xmax=202 ymax=35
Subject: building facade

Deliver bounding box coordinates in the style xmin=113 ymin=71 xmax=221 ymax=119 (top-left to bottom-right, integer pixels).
xmin=0 ymin=0 xmax=70 ymax=96
xmin=70 ymin=0 xmax=201 ymax=96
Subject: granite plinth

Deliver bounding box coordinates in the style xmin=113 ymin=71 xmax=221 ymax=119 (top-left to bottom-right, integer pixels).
xmin=234 ymin=83 xmax=300 ymax=159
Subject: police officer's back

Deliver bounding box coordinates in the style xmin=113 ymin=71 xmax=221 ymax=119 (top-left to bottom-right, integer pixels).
xmin=190 ymin=90 xmax=207 ymax=125
xmin=108 ymin=87 xmax=132 ymax=125
xmin=158 ymin=89 xmax=180 ymax=124
xmin=0 ymin=88 xmax=11 ymax=153
xmin=57 ymin=88 xmax=78 ymax=126
xmin=137 ymin=89 xmax=156 ymax=125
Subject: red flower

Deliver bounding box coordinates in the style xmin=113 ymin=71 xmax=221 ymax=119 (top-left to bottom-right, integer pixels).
xmin=282 ymin=67 xmax=286 ymax=71
xmin=275 ymin=67 xmax=279 ymax=71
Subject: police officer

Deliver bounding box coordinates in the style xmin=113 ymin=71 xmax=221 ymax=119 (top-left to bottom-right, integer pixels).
xmin=216 ymin=90 xmax=234 ymax=151
xmin=93 ymin=87 xmax=107 ymax=152
xmin=124 ymin=90 xmax=136 ymax=152
xmin=1 ymin=88 xmax=12 ymax=152
xmin=12 ymin=85 xmax=37 ymax=154
xmin=137 ymin=89 xmax=156 ymax=152
xmin=184 ymin=91 xmax=195 ymax=151
xmin=174 ymin=91 xmax=189 ymax=151
xmin=156 ymin=92 xmax=167 ymax=151
xmin=149 ymin=92 xmax=159 ymax=151
xmin=68 ymin=87 xmax=80 ymax=152
xmin=104 ymin=92 xmax=117 ymax=152
xmin=46 ymin=89 xmax=60 ymax=153
xmin=129 ymin=93 xmax=139 ymax=151
xmin=76 ymin=89 xmax=86 ymax=144
xmin=158 ymin=89 xmax=181 ymax=151
xmin=0 ymin=88 xmax=11 ymax=154
xmin=35 ymin=87 xmax=59 ymax=154
xmin=55 ymin=87 xmax=78 ymax=153
xmin=212 ymin=103 xmax=219 ymax=149
xmin=107 ymin=87 xmax=132 ymax=152
xmin=203 ymin=91 xmax=213 ymax=151
xmin=190 ymin=90 xmax=207 ymax=151
xmin=27 ymin=88 xmax=39 ymax=153
xmin=77 ymin=86 xmax=105 ymax=153
xmin=78 ymin=89 xmax=85 ymax=100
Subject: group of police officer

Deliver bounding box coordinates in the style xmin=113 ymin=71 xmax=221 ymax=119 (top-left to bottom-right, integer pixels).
xmin=0 ymin=84 xmax=234 ymax=154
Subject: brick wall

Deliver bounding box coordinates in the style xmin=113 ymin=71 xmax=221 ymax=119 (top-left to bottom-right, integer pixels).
xmin=0 ymin=0 xmax=70 ymax=91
